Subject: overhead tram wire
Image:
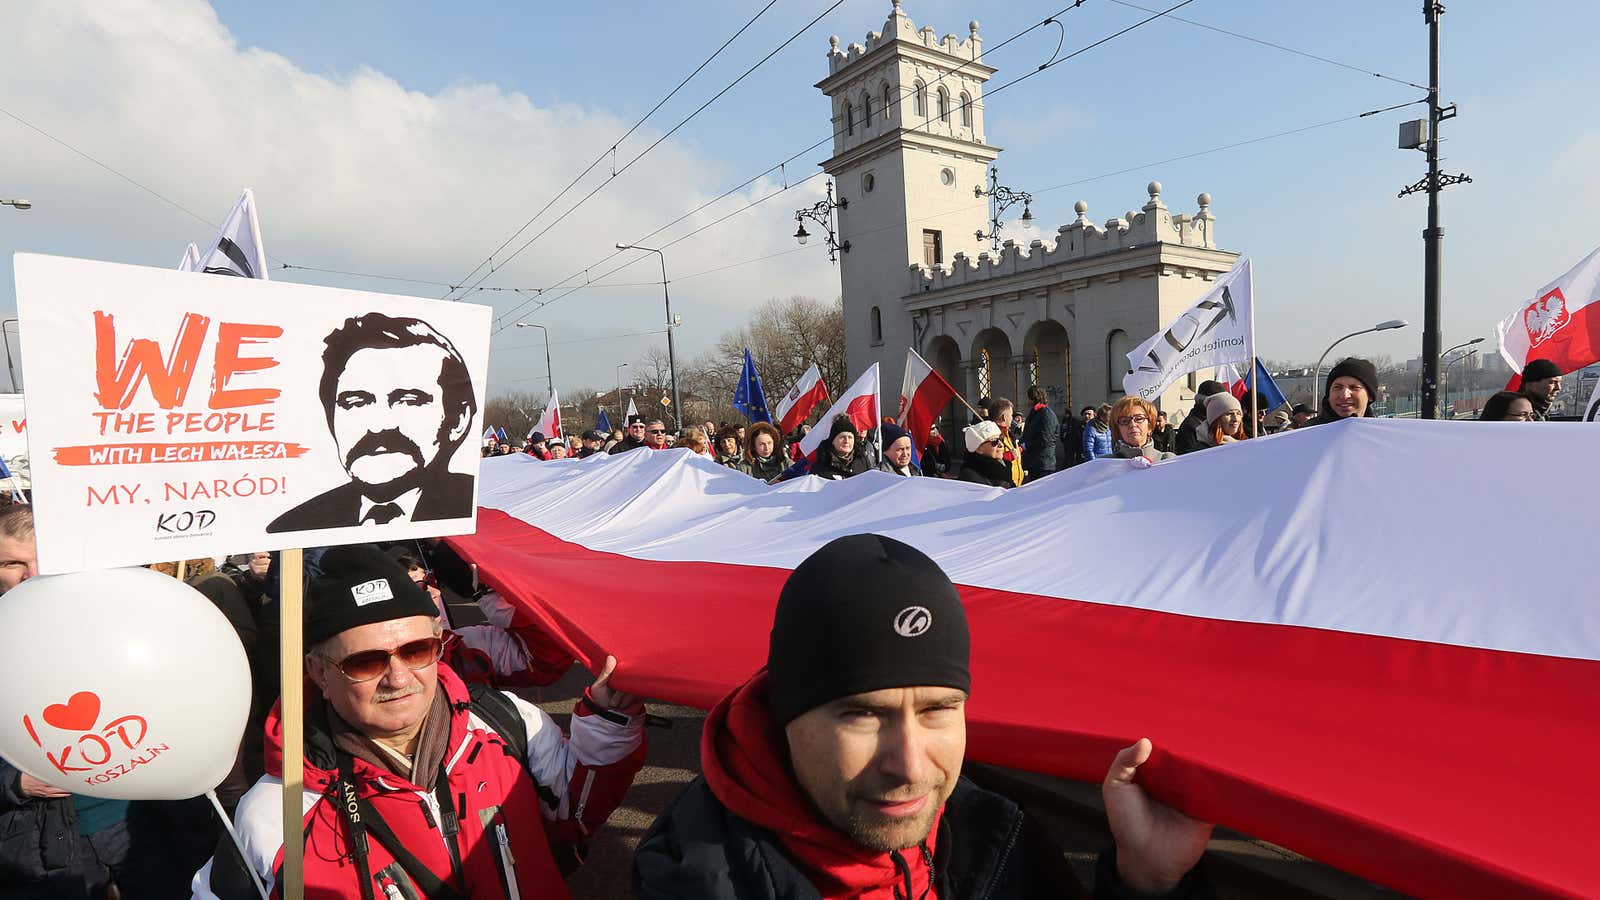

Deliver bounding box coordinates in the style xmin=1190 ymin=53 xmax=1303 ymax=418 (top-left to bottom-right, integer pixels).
xmin=262 ymin=3 xmax=1094 ymax=316
xmin=447 ymin=0 xmax=852 ymax=306
xmin=487 ymin=0 xmax=1209 ymax=330
xmin=1105 ymin=0 xmax=1428 ymax=91
xmin=496 ymin=95 xmax=1415 ymax=318
xmin=485 ymin=2 xmax=1100 ymax=330
xmin=442 ymin=0 xmax=783 ymax=300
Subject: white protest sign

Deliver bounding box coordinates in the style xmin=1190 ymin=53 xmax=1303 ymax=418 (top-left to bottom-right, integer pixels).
xmin=0 ymin=394 xmax=30 ymax=490
xmin=13 ymin=254 xmax=492 ymax=574
xmin=1122 ymin=258 xmax=1254 ymax=401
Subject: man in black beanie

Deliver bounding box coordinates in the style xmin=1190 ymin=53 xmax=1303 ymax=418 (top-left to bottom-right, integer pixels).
xmin=1175 ymin=381 xmax=1228 ymax=455
xmin=634 ymin=534 xmax=1212 ymax=899
xmin=1518 ymin=358 xmax=1563 ymax=420
xmin=194 ymin=545 xmax=646 ymax=899
xmin=1315 ymin=357 xmax=1380 ymax=424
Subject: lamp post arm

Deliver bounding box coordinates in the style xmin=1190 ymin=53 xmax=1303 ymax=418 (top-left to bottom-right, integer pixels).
xmin=1311 ymin=327 xmax=1377 ymax=413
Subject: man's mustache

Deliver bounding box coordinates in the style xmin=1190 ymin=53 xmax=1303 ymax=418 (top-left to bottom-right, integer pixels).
xmin=346 ymin=429 xmax=426 ymax=470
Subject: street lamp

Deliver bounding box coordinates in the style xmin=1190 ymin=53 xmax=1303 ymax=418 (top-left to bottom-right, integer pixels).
xmin=512 ymin=322 xmax=554 ymax=396
xmin=0 ymin=199 xmax=30 ymax=210
xmin=1311 ymin=319 xmax=1409 ymax=413
xmin=1442 ymin=348 xmax=1479 ymax=418
xmin=615 ymin=363 xmax=629 ymax=422
xmin=615 ymin=242 xmax=682 ymax=429
xmin=792 ymin=180 xmax=849 ymax=263
xmin=973 ymin=166 xmax=1034 ymax=253
xmin=1441 ymin=336 xmax=1484 ymax=359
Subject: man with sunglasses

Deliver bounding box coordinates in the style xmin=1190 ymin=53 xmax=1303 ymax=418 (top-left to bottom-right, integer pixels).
xmin=193 ymin=546 xmax=646 ymax=900
xmin=609 ymin=415 xmax=651 ymax=455
xmin=640 ymin=420 xmax=671 ymax=450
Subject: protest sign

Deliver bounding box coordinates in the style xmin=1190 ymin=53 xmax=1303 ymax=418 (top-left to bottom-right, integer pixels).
xmin=13 ymin=254 xmax=492 ymax=574
xmin=1122 ymin=258 xmax=1254 ymax=401
xmin=0 ymin=394 xmax=30 ymax=490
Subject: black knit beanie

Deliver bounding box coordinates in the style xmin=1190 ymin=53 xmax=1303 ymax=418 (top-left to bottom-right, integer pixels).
xmin=767 ymin=534 xmax=971 ymax=725
xmin=1325 ymin=358 xmax=1379 ymax=405
xmin=1521 ymin=358 xmax=1562 ymax=383
xmin=305 ymin=545 xmax=439 ymax=647
xmin=828 ymin=414 xmax=857 ymax=443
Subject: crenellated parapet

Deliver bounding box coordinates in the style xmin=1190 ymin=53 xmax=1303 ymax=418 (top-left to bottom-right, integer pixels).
xmin=909 ymin=182 xmax=1218 ymax=293
xmin=828 ymin=0 xmax=983 ymax=74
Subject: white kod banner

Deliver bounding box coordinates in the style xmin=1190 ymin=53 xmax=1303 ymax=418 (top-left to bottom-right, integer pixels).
xmin=1121 ymin=258 xmax=1254 ymax=401
xmin=13 ymin=254 xmax=492 ymax=574
xmin=0 ymin=394 xmax=30 ymax=490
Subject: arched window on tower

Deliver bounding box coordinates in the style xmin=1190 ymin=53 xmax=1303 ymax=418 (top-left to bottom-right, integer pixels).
xmin=937 ymin=87 xmax=950 ymax=123
xmin=845 ymin=102 xmax=855 ymax=135
xmin=960 ymin=91 xmax=973 ymax=126
xmin=882 ymin=83 xmax=894 ymax=119
xmin=870 ymin=307 xmax=883 ymax=344
xmin=1107 ymin=330 xmax=1132 ymax=396
xmin=913 ymin=80 xmax=927 ymax=118
xmin=861 ymin=91 xmax=872 ymax=127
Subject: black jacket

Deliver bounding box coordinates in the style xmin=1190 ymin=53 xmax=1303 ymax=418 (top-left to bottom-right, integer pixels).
xmin=266 ymin=471 xmax=475 ymax=533
xmin=959 ymin=453 xmax=1014 ymax=488
xmin=634 ymin=775 xmax=1208 ymax=900
xmin=812 ymin=447 xmax=870 ymax=481
xmin=1173 ymin=411 xmax=1207 ymax=455
xmin=1020 ymin=404 xmax=1060 ymax=476
xmin=0 ymin=760 xmax=94 ymax=898
xmin=609 ymin=435 xmax=650 ymax=455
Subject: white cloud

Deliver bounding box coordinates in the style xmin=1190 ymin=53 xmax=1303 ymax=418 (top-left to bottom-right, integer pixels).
xmin=0 ymin=0 xmax=838 ymax=395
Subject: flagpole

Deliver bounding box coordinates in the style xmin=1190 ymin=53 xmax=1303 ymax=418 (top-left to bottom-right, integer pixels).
xmin=1248 ymin=263 xmax=1258 ymax=438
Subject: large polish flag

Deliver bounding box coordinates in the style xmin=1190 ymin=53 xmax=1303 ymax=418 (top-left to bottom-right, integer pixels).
xmin=773 ymin=362 xmax=829 ymax=435
xmin=1496 ymin=244 xmax=1600 ymax=389
xmin=794 ymin=363 xmax=878 ymax=461
xmin=898 ymin=348 xmax=958 ymax=464
xmin=448 ymin=420 xmax=1600 ymax=900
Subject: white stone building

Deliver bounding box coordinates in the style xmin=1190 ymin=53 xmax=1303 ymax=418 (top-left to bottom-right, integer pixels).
xmin=817 ymin=1 xmax=1241 ymax=428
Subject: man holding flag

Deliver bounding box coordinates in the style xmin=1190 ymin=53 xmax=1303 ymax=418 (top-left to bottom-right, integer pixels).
xmin=898 ymin=350 xmax=959 ymax=471
xmin=1496 ymin=245 xmax=1600 ymax=413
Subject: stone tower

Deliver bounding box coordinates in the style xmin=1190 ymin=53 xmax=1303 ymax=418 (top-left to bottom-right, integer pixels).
xmin=816 ymin=1 xmax=997 ymax=390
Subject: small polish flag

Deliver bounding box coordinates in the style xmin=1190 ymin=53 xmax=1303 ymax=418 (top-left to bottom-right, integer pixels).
xmin=775 ymin=363 xmax=829 ymax=435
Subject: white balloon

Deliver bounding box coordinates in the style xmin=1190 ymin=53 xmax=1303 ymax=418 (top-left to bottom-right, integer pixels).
xmin=0 ymin=567 xmax=252 ymax=799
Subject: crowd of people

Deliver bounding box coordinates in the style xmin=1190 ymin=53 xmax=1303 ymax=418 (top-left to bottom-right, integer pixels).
xmin=3 ymin=354 xmax=1572 ymax=899
xmin=478 ymin=355 xmax=1544 ymax=490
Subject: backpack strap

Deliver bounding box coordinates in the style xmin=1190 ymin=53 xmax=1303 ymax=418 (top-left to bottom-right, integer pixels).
xmin=465 ymin=682 xmax=529 ymax=762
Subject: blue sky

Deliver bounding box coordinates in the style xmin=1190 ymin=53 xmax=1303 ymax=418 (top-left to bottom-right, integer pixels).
xmin=3 ymin=0 xmax=1597 ymax=397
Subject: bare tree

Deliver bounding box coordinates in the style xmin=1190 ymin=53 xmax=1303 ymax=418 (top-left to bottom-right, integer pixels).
xmin=482 ymin=389 xmax=544 ymax=443
xmin=685 ymin=295 xmax=847 ymax=431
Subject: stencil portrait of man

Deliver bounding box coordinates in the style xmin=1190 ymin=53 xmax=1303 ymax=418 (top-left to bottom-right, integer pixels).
xmin=267 ymin=313 xmax=477 ymax=533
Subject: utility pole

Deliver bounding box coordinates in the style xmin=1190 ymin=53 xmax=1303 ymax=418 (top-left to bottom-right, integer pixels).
xmin=1399 ymin=2 xmax=1471 ymax=419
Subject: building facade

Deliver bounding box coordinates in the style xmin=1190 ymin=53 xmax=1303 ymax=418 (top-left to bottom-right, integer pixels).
xmin=818 ymin=1 xmax=1240 ymax=429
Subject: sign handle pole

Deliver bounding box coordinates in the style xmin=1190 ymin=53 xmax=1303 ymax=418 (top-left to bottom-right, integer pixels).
xmin=1249 ymin=359 xmax=1259 ymax=439
xmin=279 ymin=548 xmax=305 ymax=900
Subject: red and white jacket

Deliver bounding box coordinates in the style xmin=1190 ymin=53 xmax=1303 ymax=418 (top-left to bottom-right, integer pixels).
xmin=191 ymin=665 xmax=645 ymax=899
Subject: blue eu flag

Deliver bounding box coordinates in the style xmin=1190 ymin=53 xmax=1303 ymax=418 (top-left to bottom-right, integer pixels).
xmin=595 ymin=409 xmax=613 ymax=435
xmin=732 ymin=348 xmax=772 ymax=424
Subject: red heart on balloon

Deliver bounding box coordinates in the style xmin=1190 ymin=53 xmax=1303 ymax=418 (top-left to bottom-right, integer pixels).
xmin=42 ymin=691 xmax=101 ymax=732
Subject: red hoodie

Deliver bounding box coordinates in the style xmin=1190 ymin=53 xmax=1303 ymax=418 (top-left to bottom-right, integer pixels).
xmin=701 ymin=672 xmax=939 ymax=899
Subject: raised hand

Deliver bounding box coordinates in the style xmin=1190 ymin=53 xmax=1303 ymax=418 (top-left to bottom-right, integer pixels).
xmin=588 ymin=655 xmax=644 ymax=714
xmin=1102 ymin=738 xmax=1213 ymax=894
